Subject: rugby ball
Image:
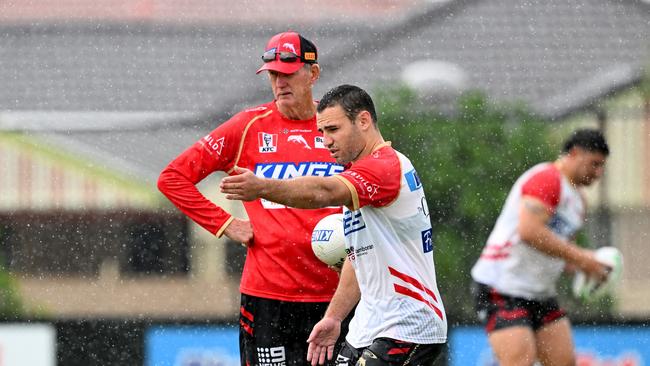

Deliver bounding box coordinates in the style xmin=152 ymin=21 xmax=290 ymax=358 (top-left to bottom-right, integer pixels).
xmin=572 ymin=246 xmax=623 ymax=301
xmin=311 ymin=213 xmax=346 ymax=268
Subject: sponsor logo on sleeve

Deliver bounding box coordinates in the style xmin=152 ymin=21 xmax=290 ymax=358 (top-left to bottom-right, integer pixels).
xmin=200 ymin=134 xmax=224 ymax=155
xmin=405 ymin=169 xmax=422 ymax=191
xmin=421 ymin=228 xmax=433 ymax=253
xmin=347 ymin=171 xmax=379 ymax=199
xmin=258 ymin=132 xmax=278 ymax=153
xmin=287 ymin=134 xmax=311 ymax=149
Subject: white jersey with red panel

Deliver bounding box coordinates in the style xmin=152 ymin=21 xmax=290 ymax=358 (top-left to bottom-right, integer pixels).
xmin=158 ymin=101 xmax=343 ymax=302
xmin=471 ymin=162 xmax=586 ymax=300
xmin=334 ymin=143 xmax=447 ymax=348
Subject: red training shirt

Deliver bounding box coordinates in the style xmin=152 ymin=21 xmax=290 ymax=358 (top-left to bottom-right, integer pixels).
xmin=158 ymin=101 xmax=343 ymax=302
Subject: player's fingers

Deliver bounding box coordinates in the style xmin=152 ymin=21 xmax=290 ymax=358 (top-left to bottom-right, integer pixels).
xmin=306 ymin=343 xmax=313 ymax=362
xmin=317 ymin=346 xmax=326 ymax=366
xmin=327 ymin=345 xmax=334 ymax=361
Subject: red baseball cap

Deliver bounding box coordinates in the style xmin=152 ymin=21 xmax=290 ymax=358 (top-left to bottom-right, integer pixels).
xmin=256 ymin=31 xmax=318 ymax=75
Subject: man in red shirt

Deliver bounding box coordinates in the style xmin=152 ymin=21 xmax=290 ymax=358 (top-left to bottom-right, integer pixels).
xmin=158 ymin=31 xmax=345 ymax=366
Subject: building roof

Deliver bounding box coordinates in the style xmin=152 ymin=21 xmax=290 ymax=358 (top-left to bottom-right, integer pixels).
xmin=1 ymin=0 xmax=649 ymax=184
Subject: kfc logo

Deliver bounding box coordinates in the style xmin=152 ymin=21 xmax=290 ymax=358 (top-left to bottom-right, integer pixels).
xmin=259 ymin=132 xmax=278 ymax=153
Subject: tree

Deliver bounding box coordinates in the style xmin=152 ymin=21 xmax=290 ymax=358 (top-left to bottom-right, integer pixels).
xmin=376 ymin=87 xmax=555 ymax=321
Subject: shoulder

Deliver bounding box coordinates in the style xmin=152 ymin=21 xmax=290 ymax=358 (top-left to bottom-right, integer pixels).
xmin=521 ymin=163 xmax=562 ymax=207
xmin=234 ymin=102 xmax=275 ymax=121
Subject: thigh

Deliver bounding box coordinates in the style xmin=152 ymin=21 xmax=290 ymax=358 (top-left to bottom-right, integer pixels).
xmin=488 ymin=326 xmax=537 ymax=366
xmin=535 ymin=317 xmax=575 ymax=366
xmin=239 ymin=294 xmax=330 ymax=366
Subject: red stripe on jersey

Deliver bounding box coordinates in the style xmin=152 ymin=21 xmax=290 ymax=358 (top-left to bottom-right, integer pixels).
xmin=240 ymin=306 xmax=254 ymax=322
xmin=479 ymin=253 xmax=510 ymax=260
xmin=394 ymin=284 xmax=444 ymax=320
xmin=480 ymin=241 xmax=512 ymax=260
xmin=389 ymin=267 xmax=439 ymax=303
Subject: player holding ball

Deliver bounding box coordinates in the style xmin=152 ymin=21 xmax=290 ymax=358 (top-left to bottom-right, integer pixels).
xmin=471 ymin=128 xmax=613 ymax=366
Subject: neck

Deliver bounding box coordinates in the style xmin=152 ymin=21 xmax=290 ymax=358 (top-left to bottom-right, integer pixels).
xmin=354 ymin=135 xmax=386 ymax=162
xmin=276 ymin=99 xmax=316 ymax=121
xmin=554 ymin=158 xmax=578 ymax=186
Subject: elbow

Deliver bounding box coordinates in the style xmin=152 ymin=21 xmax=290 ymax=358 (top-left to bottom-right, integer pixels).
xmin=517 ymin=222 xmax=538 ymax=243
xmin=157 ymin=167 xmax=174 ymax=196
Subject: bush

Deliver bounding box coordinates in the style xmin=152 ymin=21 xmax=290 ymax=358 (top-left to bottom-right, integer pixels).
xmin=376 ymin=87 xmax=555 ymax=321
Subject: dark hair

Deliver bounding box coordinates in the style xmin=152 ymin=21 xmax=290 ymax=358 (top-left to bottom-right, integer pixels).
xmin=562 ymin=129 xmax=609 ymax=156
xmin=317 ymin=84 xmax=377 ymax=124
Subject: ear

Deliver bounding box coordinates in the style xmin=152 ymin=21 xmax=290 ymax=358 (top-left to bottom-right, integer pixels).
xmin=356 ymin=110 xmax=373 ymax=130
xmin=310 ymin=64 xmax=321 ymax=83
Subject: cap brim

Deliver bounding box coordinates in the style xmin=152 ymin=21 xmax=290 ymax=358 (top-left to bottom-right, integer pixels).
xmin=256 ymin=61 xmax=305 ymax=75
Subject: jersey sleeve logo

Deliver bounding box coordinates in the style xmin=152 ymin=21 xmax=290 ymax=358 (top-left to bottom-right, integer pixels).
xmin=258 ymin=132 xmax=278 ymax=153
xmin=200 ymin=135 xmax=224 ymax=155
xmin=421 ymin=228 xmax=433 ymax=253
xmin=405 ymin=169 xmax=422 ymax=191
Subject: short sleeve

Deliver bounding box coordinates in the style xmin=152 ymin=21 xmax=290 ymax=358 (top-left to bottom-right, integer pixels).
xmin=337 ymin=147 xmax=401 ymax=210
xmin=521 ymin=167 xmax=561 ymax=211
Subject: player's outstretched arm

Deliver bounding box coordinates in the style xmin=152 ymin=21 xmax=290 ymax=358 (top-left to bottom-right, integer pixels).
xmin=220 ymin=166 xmax=352 ymax=209
xmin=307 ymin=260 xmax=360 ymax=365
xmin=518 ymin=196 xmax=609 ymax=282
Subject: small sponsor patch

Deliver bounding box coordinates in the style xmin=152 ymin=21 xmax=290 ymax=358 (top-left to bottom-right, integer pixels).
xmin=304 ymin=52 xmax=316 ymax=61
xmin=314 ymin=136 xmax=326 ymax=149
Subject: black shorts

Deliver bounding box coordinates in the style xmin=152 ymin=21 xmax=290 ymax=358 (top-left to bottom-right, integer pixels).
xmin=239 ymin=293 xmax=350 ymax=366
xmin=335 ymin=338 xmax=444 ymax=366
xmin=473 ymin=282 xmax=567 ymax=333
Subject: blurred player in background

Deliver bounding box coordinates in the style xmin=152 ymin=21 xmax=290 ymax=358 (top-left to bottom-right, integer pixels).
xmin=220 ymin=84 xmax=448 ymax=366
xmin=470 ymin=129 xmax=611 ymax=366
xmin=158 ymin=31 xmax=346 ymax=366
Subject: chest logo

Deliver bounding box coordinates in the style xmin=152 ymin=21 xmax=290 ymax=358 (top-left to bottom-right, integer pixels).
xmin=288 ymin=134 xmax=311 ymax=149
xmin=259 ymin=132 xmax=278 ymax=153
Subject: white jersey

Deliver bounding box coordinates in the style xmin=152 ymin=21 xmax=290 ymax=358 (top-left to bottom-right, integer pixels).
xmin=471 ymin=162 xmax=585 ymax=299
xmin=334 ymin=143 xmax=447 ymax=348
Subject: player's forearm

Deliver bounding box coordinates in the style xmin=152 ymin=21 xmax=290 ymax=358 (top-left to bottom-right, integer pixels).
xmin=260 ymin=176 xmax=340 ymax=209
xmin=520 ymin=224 xmax=586 ymax=265
xmin=323 ymin=260 xmax=360 ymax=322
xmin=158 ymin=166 xmax=232 ymax=234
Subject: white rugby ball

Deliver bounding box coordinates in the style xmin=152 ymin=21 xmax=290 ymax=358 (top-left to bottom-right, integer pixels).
xmin=572 ymin=246 xmax=623 ymax=301
xmin=311 ymin=213 xmax=347 ymax=268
